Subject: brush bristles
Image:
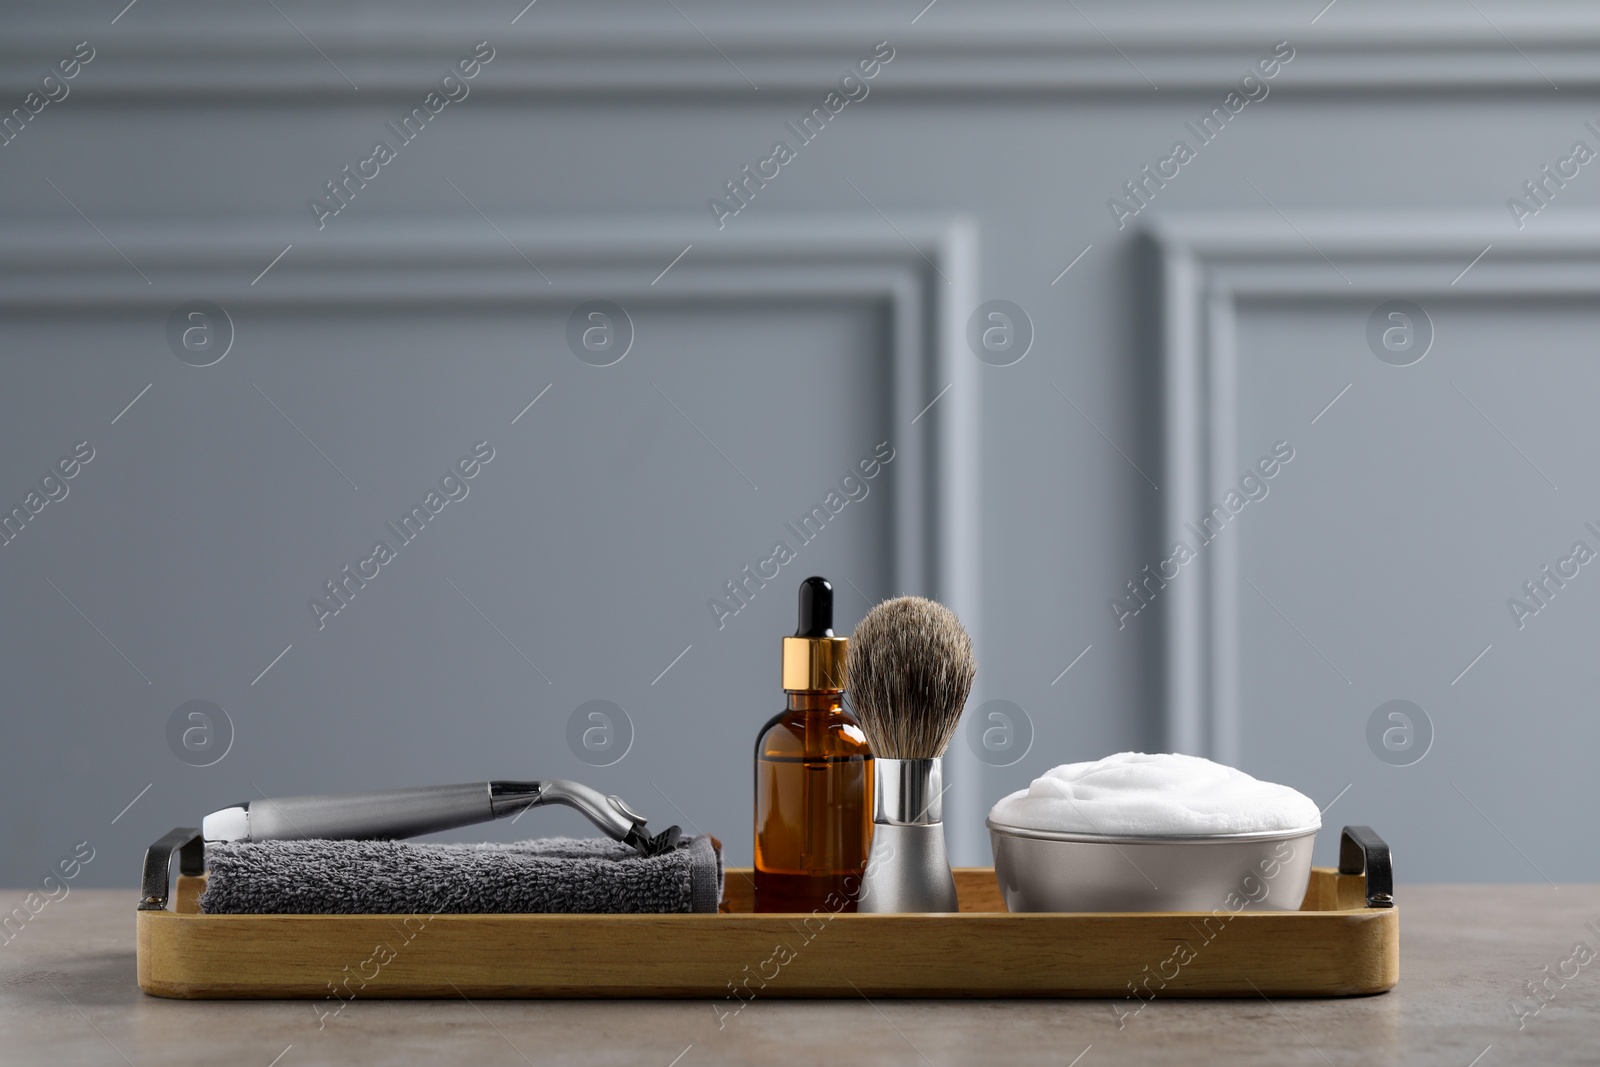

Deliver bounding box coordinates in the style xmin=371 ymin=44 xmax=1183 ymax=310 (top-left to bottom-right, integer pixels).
xmin=846 ymin=596 xmax=976 ymax=760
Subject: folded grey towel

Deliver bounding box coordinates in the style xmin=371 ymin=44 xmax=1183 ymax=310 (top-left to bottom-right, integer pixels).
xmin=198 ymin=835 xmax=723 ymax=915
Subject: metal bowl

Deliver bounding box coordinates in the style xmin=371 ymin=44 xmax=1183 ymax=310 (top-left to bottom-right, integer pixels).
xmin=987 ymin=819 xmax=1317 ymax=913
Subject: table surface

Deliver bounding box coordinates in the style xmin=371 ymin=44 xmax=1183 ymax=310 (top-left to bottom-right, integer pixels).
xmin=3 ymin=886 xmax=1596 ymax=1066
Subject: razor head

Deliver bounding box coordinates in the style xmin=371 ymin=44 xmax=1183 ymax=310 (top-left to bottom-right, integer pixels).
xmin=623 ymin=823 xmax=684 ymax=858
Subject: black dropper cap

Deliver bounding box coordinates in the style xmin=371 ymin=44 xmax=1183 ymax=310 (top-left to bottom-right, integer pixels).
xmin=795 ymin=576 xmax=834 ymax=637
xmin=783 ymin=576 xmax=845 ymax=689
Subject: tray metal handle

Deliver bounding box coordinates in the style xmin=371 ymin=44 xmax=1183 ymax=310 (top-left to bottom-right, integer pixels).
xmin=1338 ymin=824 xmax=1393 ymax=908
xmin=140 ymin=827 xmax=203 ymax=912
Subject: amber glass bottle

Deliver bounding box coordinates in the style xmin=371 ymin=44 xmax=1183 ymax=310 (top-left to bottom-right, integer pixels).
xmin=753 ymin=577 xmax=873 ymax=913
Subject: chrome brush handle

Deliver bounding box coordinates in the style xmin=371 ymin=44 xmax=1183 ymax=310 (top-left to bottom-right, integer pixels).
xmin=857 ymin=758 xmax=959 ymax=913
xmin=858 ymin=823 xmax=958 ymax=912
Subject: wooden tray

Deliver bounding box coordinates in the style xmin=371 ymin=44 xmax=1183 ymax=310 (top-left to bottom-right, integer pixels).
xmin=136 ymin=825 xmax=1398 ymax=999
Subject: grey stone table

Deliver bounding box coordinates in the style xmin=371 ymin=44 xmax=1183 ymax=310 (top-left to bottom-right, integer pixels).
xmin=3 ymin=886 xmax=1596 ymax=1066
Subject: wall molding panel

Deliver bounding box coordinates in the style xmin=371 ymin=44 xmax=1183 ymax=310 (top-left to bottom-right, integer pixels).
xmin=7 ymin=2 xmax=1600 ymax=98
xmin=0 ymin=213 xmax=989 ymax=856
xmin=1149 ymin=211 xmax=1600 ymax=763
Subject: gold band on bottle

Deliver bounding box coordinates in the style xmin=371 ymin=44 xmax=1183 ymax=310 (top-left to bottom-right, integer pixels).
xmin=781 ymin=635 xmax=848 ymax=691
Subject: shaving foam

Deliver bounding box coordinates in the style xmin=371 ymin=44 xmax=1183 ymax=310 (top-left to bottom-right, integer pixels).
xmin=988 ymin=752 xmax=1320 ymax=837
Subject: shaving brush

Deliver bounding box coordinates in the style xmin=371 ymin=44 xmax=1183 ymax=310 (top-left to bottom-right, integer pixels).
xmin=847 ymin=596 xmax=976 ymax=912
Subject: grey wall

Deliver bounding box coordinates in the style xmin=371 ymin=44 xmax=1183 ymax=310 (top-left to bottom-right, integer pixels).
xmin=2 ymin=0 xmax=1596 ymax=892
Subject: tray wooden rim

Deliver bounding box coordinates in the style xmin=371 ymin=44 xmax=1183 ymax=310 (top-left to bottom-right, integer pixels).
xmin=138 ymin=866 xmax=1399 ymax=1000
